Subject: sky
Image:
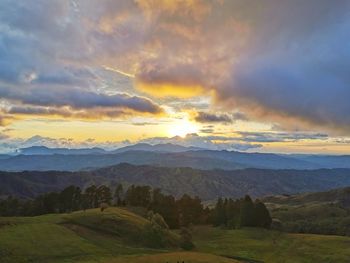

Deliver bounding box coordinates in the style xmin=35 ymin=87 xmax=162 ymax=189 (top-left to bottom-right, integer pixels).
xmin=0 ymin=0 xmax=350 ymax=154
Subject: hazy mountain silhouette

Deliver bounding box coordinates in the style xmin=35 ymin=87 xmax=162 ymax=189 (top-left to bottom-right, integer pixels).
xmin=1 ymin=144 xmax=349 ymax=171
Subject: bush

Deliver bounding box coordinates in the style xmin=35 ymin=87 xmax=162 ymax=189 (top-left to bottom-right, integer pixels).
xmin=142 ymin=223 xmax=167 ymax=248
xmin=100 ymin=202 xmax=109 ymax=212
xmin=179 ymin=227 xmax=195 ymax=250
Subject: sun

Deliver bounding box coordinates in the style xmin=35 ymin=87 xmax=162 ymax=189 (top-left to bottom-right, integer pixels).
xmin=168 ymin=119 xmax=198 ymax=137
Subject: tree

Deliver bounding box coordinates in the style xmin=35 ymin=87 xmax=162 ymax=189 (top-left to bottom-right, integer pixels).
xmin=214 ymin=197 xmax=226 ymax=226
xmin=254 ymin=200 xmax=272 ymax=228
xmin=150 ymin=189 xmax=179 ymax=228
xmin=125 ymin=185 xmax=151 ymax=207
xmin=177 ymin=194 xmax=203 ymax=227
xmin=239 ymin=195 xmax=256 ymax=227
xmin=85 ymin=185 xmax=98 ymax=208
xmin=114 ymin=183 xmax=124 ymax=206
xmin=97 ymin=185 xmax=112 ymax=205
xmin=59 ymin=186 xmax=81 ymax=212
xmin=148 ymin=211 xmax=169 ymax=229
xmin=226 ymin=198 xmax=240 ymax=228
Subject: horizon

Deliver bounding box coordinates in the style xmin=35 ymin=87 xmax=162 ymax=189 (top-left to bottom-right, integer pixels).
xmin=1 ymin=1 xmax=350 ymax=155
xmin=8 ymin=142 xmax=350 ymax=156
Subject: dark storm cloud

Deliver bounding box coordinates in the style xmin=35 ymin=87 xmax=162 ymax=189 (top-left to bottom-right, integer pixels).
xmin=213 ymin=0 xmax=350 ymax=132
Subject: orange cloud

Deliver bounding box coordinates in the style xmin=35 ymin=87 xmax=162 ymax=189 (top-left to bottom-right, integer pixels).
xmin=136 ymin=81 xmax=204 ymax=98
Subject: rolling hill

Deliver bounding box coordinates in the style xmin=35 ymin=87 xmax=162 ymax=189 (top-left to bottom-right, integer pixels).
xmin=1 ymin=163 xmax=350 ymax=200
xmin=263 ymin=187 xmax=350 ymax=236
xmin=1 ymin=208 xmax=350 ymax=262
xmin=0 ymin=207 xmax=183 ymax=263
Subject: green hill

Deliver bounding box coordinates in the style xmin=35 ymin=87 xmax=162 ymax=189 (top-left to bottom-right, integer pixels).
xmin=1 ymin=207 xmax=350 ymax=262
xmin=192 ymin=226 xmax=350 ymax=263
xmin=0 ymin=208 xmax=181 ymax=263
xmin=263 ymin=187 xmax=350 ymax=236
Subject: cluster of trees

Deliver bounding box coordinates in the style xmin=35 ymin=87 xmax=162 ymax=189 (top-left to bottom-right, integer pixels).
xmin=122 ymin=185 xmax=210 ymax=228
xmin=0 ymin=185 xmax=113 ymax=216
xmin=213 ymin=195 xmax=272 ymax=228
xmin=0 ymin=184 xmax=272 ymax=229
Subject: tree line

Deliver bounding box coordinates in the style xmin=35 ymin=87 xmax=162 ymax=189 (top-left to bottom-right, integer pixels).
xmin=0 ymin=184 xmax=271 ymax=229
xmin=213 ymin=195 xmax=272 ymax=228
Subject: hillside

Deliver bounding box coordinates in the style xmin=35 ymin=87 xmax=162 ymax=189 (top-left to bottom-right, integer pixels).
xmin=263 ymin=186 xmax=350 ymax=206
xmin=192 ymin=226 xmax=350 ymax=263
xmin=1 ymin=210 xmax=350 ymax=263
xmin=0 ymin=208 xmax=241 ymax=263
xmin=0 ymin=207 xmax=184 ymax=263
xmin=263 ymin=187 xmax=350 ymax=236
xmin=1 ymin=164 xmax=350 ymax=200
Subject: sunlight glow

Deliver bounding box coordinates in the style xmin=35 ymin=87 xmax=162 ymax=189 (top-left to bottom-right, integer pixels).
xmin=168 ymin=119 xmax=198 ymax=137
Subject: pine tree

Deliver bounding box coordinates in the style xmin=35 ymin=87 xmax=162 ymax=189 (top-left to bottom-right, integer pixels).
xmin=239 ymin=195 xmax=256 ymax=227
xmin=214 ymin=197 xmax=225 ymax=226
xmin=254 ymin=200 xmax=272 ymax=228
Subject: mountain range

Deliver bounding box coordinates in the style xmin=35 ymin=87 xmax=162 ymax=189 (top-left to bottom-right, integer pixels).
xmin=17 ymin=143 xmax=203 ymax=155
xmin=1 ymin=143 xmax=349 ymax=171
xmin=1 ymin=163 xmax=350 ymax=200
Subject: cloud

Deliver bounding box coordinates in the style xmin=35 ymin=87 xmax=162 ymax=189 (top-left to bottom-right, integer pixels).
xmin=1 ymin=0 xmax=350 ymax=133
xmin=195 ymin=112 xmax=232 ymax=123
xmin=0 ymin=134 xmax=132 ymax=154
xmin=140 ymin=133 xmax=262 ymax=151
xmin=0 ymin=131 xmax=348 ymax=154
xmin=131 ymin=122 xmax=159 ymax=126
xmin=0 ymin=0 xmax=162 ymax=121
xmin=0 ymin=84 xmax=163 ymax=118
xmin=194 ymin=111 xmax=248 ymax=124
xmin=237 ymin=132 xmax=329 ymax=143
xmin=0 ymin=132 xmax=9 ymax=140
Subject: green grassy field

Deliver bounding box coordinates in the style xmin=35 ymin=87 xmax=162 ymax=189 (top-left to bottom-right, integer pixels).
xmin=1 ymin=208 xmax=350 ymax=262
xmin=0 ymin=208 xmax=176 ymax=263
xmin=192 ymin=226 xmax=350 ymax=263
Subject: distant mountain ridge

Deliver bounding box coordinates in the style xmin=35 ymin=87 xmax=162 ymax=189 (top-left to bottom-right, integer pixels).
xmin=17 ymin=143 xmax=203 ymax=155
xmin=18 ymin=146 xmax=107 ymax=155
xmin=0 ymin=144 xmax=349 ymax=171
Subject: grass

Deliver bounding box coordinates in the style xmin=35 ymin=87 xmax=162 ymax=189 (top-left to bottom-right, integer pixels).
xmin=1 ymin=209 xmax=350 ymax=262
xmin=0 ymin=222 xmax=108 ymax=262
xmin=0 ymin=208 xmax=177 ymax=263
xmin=95 ymin=252 xmax=240 ymax=263
xmin=192 ymin=226 xmax=350 ymax=263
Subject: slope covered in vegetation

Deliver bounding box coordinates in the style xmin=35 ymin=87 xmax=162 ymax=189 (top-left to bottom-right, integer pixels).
xmin=2 ymin=164 xmax=350 ymax=200
xmin=264 ymin=187 xmax=350 ymax=236
xmin=192 ymin=226 xmax=350 ymax=263
xmin=0 ymin=208 xmax=180 ymax=263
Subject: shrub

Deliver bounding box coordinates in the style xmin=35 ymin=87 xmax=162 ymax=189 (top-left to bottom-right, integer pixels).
xmin=100 ymin=202 xmax=109 ymax=212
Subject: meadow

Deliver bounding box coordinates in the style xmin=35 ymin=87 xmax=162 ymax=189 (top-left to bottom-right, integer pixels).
xmin=1 ymin=208 xmax=350 ymax=263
